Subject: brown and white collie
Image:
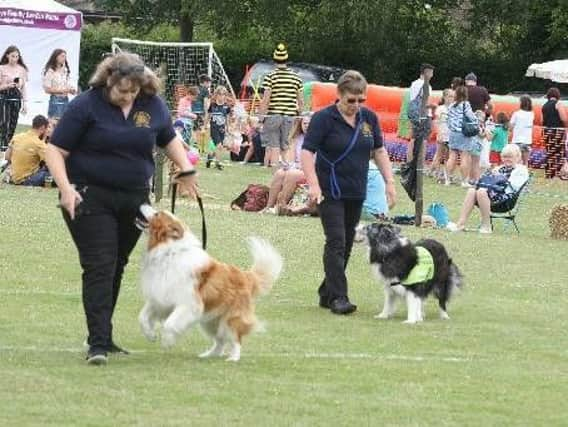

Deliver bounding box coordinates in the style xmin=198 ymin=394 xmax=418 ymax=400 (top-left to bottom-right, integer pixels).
xmin=137 ymin=205 xmax=283 ymax=361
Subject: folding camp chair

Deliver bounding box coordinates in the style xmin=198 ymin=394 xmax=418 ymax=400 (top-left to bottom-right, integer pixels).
xmin=490 ymin=178 xmax=531 ymax=234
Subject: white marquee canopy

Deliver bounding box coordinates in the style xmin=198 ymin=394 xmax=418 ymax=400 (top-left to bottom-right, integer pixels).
xmin=526 ymin=60 xmax=568 ymax=84
xmin=0 ymin=0 xmax=82 ymax=125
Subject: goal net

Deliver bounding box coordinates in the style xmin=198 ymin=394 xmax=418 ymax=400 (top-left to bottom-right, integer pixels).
xmin=111 ymin=38 xmax=235 ymax=114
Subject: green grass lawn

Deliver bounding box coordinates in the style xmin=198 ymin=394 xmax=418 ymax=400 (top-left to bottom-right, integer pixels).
xmin=1 ymin=161 xmax=567 ymax=426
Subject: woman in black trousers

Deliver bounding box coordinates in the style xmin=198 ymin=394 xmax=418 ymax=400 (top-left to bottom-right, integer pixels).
xmin=46 ymin=53 xmax=198 ymax=365
xmin=302 ymin=70 xmax=396 ymax=315
xmin=542 ymin=87 xmax=567 ymax=179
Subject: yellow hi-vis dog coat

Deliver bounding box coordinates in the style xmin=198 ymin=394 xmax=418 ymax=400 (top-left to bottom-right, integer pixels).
xmin=400 ymin=246 xmax=435 ymax=285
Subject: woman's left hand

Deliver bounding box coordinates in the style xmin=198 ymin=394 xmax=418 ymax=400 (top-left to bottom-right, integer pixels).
xmin=175 ymin=172 xmax=199 ymax=199
xmin=385 ymin=182 xmax=397 ymax=209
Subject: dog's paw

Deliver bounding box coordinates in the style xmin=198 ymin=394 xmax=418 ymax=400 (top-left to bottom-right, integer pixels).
xmin=402 ymin=319 xmax=418 ymax=324
xmin=225 ymin=355 xmax=240 ymax=362
xmin=374 ymin=312 xmax=390 ymax=319
xmin=160 ymin=331 xmax=177 ymax=349
xmin=142 ymin=329 xmax=158 ymax=342
xmin=439 ymin=311 xmax=450 ymax=320
xmin=199 ymin=349 xmax=221 ymax=359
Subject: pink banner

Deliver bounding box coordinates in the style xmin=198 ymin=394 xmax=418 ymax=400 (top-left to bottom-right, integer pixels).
xmin=0 ymin=7 xmax=82 ymax=31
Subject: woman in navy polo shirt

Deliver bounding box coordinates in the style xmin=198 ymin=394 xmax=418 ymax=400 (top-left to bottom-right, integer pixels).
xmin=302 ymin=70 xmax=396 ymax=315
xmin=45 ymin=53 xmax=198 ymax=365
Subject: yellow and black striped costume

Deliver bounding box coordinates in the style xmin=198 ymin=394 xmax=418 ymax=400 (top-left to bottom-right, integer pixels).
xmin=263 ymin=67 xmax=302 ymax=116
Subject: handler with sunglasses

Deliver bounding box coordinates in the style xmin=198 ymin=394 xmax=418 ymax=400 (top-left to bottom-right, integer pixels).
xmin=45 ymin=53 xmax=198 ymax=365
xmin=302 ymin=70 xmax=396 ymax=315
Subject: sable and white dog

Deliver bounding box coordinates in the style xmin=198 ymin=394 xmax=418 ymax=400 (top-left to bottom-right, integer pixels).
xmin=355 ymin=223 xmax=463 ymax=324
xmin=137 ymin=205 xmax=283 ymax=361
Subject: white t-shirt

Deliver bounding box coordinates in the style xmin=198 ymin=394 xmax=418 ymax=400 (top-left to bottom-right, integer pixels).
xmin=510 ymin=110 xmax=534 ymax=145
xmin=409 ymin=78 xmax=432 ymax=102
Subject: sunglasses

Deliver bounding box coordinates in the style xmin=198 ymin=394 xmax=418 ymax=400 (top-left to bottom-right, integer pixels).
xmin=345 ymin=97 xmax=366 ymax=104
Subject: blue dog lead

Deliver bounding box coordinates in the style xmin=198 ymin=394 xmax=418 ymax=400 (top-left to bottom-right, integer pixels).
xmin=318 ymin=114 xmax=363 ymax=200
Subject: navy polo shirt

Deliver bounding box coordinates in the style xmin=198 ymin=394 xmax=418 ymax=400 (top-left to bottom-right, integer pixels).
xmin=303 ymin=104 xmax=383 ymax=200
xmin=50 ymin=88 xmax=175 ymax=191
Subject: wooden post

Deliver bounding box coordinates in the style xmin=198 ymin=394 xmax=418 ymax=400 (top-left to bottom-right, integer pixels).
xmin=415 ymin=77 xmax=431 ymax=227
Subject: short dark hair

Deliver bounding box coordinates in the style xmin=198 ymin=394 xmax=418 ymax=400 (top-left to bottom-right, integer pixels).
xmin=519 ymin=95 xmax=532 ymax=111
xmin=546 ymin=87 xmax=561 ymax=100
xmin=32 ymin=115 xmax=49 ymax=129
xmin=420 ymin=63 xmax=435 ymax=74
xmin=451 ymin=77 xmax=464 ymax=90
xmin=198 ymin=74 xmax=211 ymax=84
xmin=495 ymin=111 xmax=508 ymax=125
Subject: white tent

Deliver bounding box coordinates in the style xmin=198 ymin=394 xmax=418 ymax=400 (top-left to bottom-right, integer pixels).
xmin=526 ymin=60 xmax=568 ymax=83
xmin=0 ymin=0 xmax=82 ymax=125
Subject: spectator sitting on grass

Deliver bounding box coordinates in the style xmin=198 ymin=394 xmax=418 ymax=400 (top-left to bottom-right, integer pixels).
xmin=262 ymin=113 xmax=312 ymax=214
xmin=447 ymin=144 xmax=528 ymax=234
xmin=5 ymin=114 xmax=51 ymax=186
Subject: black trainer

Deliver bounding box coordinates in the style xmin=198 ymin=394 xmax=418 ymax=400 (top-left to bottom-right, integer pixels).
xmin=215 ymin=162 xmax=223 ymax=171
xmin=86 ymin=348 xmax=108 ymax=366
xmin=107 ymin=343 xmax=130 ymax=355
xmin=329 ymin=296 xmax=357 ymax=315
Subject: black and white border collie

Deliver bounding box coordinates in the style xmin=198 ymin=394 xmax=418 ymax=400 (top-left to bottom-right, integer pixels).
xmin=355 ymin=223 xmax=463 ymax=324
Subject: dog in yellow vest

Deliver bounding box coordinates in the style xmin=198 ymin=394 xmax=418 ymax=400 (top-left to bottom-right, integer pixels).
xmin=355 ymin=223 xmax=463 ymax=324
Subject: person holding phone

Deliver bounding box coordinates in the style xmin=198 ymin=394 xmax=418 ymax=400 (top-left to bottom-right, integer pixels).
xmin=45 ymin=53 xmax=198 ymax=365
xmin=43 ymin=49 xmax=77 ymax=119
xmin=301 ymin=70 xmax=396 ymax=315
xmin=0 ymin=45 xmax=28 ymax=151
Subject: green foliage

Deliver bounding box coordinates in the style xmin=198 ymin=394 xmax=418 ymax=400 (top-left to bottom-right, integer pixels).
xmin=81 ymin=0 xmax=568 ymax=94
xmin=79 ymin=21 xmax=131 ymax=88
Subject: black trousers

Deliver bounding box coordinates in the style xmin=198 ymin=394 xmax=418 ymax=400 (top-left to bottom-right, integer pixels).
xmin=317 ymin=198 xmax=364 ymax=303
xmin=0 ymin=89 xmax=21 ymax=151
xmin=62 ymin=184 xmax=149 ymax=351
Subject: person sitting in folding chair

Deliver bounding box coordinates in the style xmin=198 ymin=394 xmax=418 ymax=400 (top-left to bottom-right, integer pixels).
xmin=447 ymin=144 xmax=528 ymax=234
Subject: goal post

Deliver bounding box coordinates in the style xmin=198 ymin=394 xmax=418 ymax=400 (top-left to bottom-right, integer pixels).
xmin=111 ymin=38 xmax=235 ymax=203
xmin=111 ymin=37 xmax=235 ymax=111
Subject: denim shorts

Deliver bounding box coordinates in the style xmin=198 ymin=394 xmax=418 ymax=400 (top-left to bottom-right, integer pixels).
xmin=469 ymin=138 xmax=482 ymax=157
xmin=448 ymin=130 xmax=473 ymax=152
xmin=48 ymin=95 xmax=69 ymax=119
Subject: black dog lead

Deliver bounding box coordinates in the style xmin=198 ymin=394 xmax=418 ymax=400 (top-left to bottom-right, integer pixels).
xmin=171 ymin=170 xmax=207 ymax=250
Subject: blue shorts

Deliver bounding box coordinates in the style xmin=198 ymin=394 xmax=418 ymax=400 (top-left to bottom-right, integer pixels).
xmin=449 ymin=130 xmax=473 ymax=152
xmin=48 ymin=95 xmax=69 ymax=119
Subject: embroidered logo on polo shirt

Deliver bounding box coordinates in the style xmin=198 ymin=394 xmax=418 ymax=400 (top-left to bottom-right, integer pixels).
xmin=133 ymin=111 xmax=151 ymax=128
xmin=362 ymin=122 xmax=373 ymax=137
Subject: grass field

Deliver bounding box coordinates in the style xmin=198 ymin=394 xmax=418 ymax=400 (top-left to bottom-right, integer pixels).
xmin=1 ymin=161 xmax=567 ymax=426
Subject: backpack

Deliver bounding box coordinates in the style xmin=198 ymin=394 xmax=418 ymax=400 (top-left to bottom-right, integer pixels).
xmin=407 ymin=89 xmax=423 ymax=127
xmin=427 ymin=202 xmax=449 ymax=228
xmin=231 ymin=184 xmax=269 ymax=212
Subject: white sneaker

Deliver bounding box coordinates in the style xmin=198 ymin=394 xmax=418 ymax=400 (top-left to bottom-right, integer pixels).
xmin=446 ymin=222 xmax=464 ymax=232
xmin=479 ymin=226 xmax=493 ymax=234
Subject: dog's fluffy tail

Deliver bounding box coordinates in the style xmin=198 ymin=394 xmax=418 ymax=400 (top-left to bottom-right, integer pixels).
xmin=248 ymin=237 xmax=283 ymax=295
xmin=448 ymin=260 xmax=464 ymax=298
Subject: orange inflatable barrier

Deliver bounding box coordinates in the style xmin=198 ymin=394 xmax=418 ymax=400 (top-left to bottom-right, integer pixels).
xmin=306 ymin=82 xmax=564 ymax=149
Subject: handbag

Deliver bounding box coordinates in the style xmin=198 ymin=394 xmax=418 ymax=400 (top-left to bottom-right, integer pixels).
xmin=476 ymin=172 xmax=509 ymax=192
xmin=399 ymin=159 xmax=417 ymax=201
xmin=461 ymin=103 xmax=479 ymax=137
